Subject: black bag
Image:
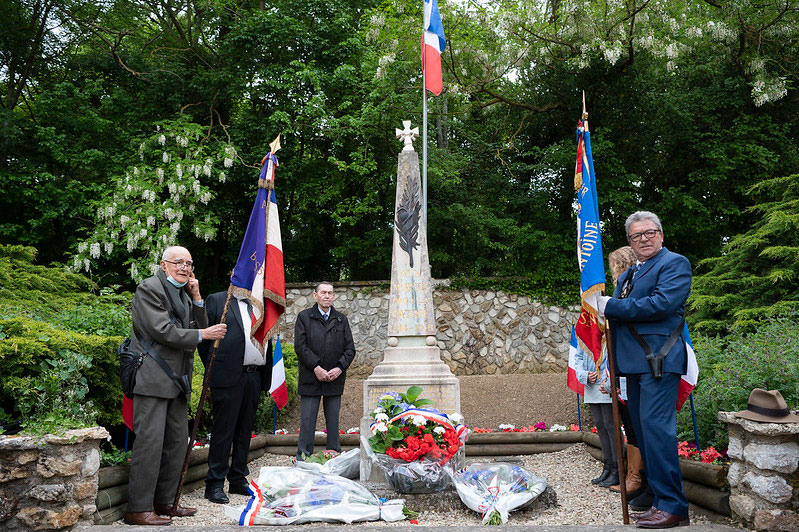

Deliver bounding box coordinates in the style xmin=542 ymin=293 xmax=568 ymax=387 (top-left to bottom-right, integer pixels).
xmin=119 ymin=337 xmax=146 ymax=399
xmin=118 ymin=336 xmax=191 ymax=398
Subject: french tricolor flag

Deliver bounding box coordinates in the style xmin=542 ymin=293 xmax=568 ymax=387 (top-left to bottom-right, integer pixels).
xmin=422 ymin=0 xmax=446 ymax=95
xmin=269 ymin=337 xmax=288 ymax=409
xmin=230 ymin=152 xmax=288 ymax=409
xmin=676 ymin=323 xmax=698 ymax=411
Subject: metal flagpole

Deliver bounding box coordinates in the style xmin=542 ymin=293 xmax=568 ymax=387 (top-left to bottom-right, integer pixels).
xmin=690 ymin=393 xmax=701 ymax=452
xmin=422 ymin=57 xmax=428 ymax=220
xmin=576 ymin=393 xmax=582 ymax=430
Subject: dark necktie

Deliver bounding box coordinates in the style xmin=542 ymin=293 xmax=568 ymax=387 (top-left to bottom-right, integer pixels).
xmin=323 ymin=313 xmax=329 ymax=322
xmin=620 ymin=264 xmax=639 ymax=299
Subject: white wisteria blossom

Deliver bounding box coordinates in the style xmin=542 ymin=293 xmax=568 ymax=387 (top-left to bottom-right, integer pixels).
xmin=89 ymin=243 xmax=101 ymax=259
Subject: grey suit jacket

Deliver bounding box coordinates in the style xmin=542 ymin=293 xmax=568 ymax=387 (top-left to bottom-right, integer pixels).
xmin=130 ymin=269 xmax=208 ymax=398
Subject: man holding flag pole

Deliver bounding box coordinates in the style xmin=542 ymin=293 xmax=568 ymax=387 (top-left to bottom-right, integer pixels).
xmin=597 ymin=210 xmax=693 ymax=528
xmin=171 ymin=136 xmax=288 ymax=514
xmin=566 ymin=99 xmax=630 ymax=524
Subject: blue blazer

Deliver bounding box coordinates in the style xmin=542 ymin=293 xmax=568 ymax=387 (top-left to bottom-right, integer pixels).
xmin=605 ymin=247 xmax=692 ymax=375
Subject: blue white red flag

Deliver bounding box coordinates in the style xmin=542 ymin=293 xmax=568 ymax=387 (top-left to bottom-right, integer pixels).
xmin=269 ymin=337 xmax=288 ymax=409
xmin=422 ymin=0 xmax=446 ymax=95
xmin=230 ymin=152 xmax=287 ymax=407
xmin=567 ymin=120 xmax=607 ymax=396
xmin=677 ymin=323 xmax=698 ymax=411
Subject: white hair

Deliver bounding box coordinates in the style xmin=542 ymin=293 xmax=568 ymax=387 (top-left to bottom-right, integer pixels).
xmin=161 ymin=246 xmax=187 ymax=262
xmin=624 ymin=211 xmax=663 ymax=235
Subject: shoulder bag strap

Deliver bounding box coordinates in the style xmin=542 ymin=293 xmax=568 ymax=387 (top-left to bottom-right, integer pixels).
xmin=625 ymin=318 xmax=686 ymax=363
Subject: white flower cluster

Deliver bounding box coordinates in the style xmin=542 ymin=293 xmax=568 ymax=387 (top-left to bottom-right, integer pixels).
xmin=411 ymin=415 xmax=427 ymax=427
xmin=706 ymin=20 xmax=736 ymax=43
xmin=146 ymin=216 xmax=155 ymax=227
xmin=158 ymin=134 xmax=166 ymax=145
xmin=219 ymin=171 xmax=226 ymax=183
xmin=549 ymin=424 xmax=568 ymax=432
xmin=89 ymin=243 xmax=101 ymax=259
xmin=375 ymin=53 xmax=396 ymax=80
xmin=498 ymin=423 xmax=515 ymax=431
xmin=371 ymin=421 xmax=388 ymax=434
xmin=142 ymin=189 xmax=157 ymax=202
xmin=176 ymin=164 xmax=183 ymax=178
xmin=224 ymin=145 xmax=236 ymax=168
xmin=104 ymin=242 xmax=113 ymax=254
xmin=752 ymin=76 xmax=787 ymax=107
xmin=433 ymin=426 xmax=445 ymax=435
xmin=176 ymin=135 xmax=189 ymax=147
xmin=77 ymin=242 xmax=88 ymax=253
xmin=203 ymin=159 xmax=212 ymax=177
xmin=162 ymin=151 xmax=169 ymax=163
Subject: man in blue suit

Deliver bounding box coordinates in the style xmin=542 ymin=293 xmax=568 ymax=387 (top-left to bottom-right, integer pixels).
xmin=597 ymin=211 xmax=691 ymax=529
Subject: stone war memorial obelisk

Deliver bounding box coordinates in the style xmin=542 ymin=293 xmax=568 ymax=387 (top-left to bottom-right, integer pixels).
xmin=360 ymin=121 xmax=461 ymax=481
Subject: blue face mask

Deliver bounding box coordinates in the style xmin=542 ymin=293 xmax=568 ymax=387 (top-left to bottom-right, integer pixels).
xmin=166 ymin=275 xmax=187 ymax=288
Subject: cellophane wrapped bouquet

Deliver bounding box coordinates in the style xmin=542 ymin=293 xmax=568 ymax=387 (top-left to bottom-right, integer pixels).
xmin=223 ymin=466 xmax=408 ymax=525
xmin=295 ymin=448 xmax=360 ymax=479
xmin=452 ymin=462 xmax=548 ymax=524
xmin=364 ymin=386 xmax=467 ymax=493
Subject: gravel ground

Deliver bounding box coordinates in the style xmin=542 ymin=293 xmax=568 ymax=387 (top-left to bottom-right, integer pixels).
xmin=144 ymin=443 xmax=736 ymax=528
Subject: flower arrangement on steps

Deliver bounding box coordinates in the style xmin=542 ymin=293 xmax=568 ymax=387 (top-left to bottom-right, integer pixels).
xmin=364 ymin=385 xmax=467 ymax=493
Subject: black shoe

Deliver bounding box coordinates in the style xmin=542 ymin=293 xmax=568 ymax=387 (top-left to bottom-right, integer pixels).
xmin=204 ymin=486 xmax=229 ymax=504
xmin=591 ymin=460 xmax=612 ymax=485
xmin=598 ymin=464 xmax=620 ymax=487
xmin=629 ymin=485 xmax=654 ymax=511
xmin=228 ymin=482 xmax=250 ymax=495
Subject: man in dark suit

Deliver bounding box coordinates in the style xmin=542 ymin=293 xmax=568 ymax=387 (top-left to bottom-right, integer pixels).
xmin=598 ymin=211 xmax=691 ymax=529
xmin=125 ymin=246 xmax=227 ymax=526
xmin=294 ymin=282 xmax=356 ymax=460
xmin=198 ymin=291 xmax=273 ymax=504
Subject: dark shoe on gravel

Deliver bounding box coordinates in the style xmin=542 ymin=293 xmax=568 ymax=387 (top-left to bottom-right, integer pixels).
xmin=228 ymin=483 xmax=250 ymax=495
xmin=205 ymin=486 xmax=229 ymax=504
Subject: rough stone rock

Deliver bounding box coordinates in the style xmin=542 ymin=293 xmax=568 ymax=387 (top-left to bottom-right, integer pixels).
xmin=15 ymin=505 xmax=82 ymax=530
xmin=744 ymin=441 xmax=799 ymax=474
xmin=727 ymin=460 xmax=743 ymax=487
xmin=17 ymin=451 xmax=38 ymax=465
xmin=81 ymin=448 xmax=100 ymax=477
xmin=719 ymin=412 xmax=799 ymax=436
xmin=0 ymin=465 xmax=29 ymax=483
xmin=727 ymin=436 xmax=744 ymax=460
xmin=36 ymin=457 xmax=82 ymax=478
xmin=741 ymin=471 xmax=793 ymax=503
xmin=754 ymin=509 xmax=799 ymax=532
xmin=72 ymin=481 xmax=97 ymax=501
xmin=28 ymin=484 xmax=68 ymax=502
xmin=730 ymin=493 xmax=758 ymax=521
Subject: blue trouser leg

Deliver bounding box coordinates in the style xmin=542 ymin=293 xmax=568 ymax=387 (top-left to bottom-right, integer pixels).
xmin=631 ymin=372 xmax=689 ymax=517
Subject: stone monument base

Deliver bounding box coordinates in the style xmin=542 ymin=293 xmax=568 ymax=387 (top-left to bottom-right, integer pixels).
xmin=360 ymin=344 xmax=461 ymax=481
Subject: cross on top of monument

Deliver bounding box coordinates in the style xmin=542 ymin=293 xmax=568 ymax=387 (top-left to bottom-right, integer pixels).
xmin=395 ymin=120 xmax=419 ymax=152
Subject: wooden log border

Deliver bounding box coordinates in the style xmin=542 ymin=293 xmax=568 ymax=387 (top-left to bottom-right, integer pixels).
xmin=581 ymin=430 xmax=730 ymax=515
xmin=95 ymin=430 xmax=730 ymax=523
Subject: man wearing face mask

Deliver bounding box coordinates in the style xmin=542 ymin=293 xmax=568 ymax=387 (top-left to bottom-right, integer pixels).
xmin=124 ymin=246 xmax=227 ymax=526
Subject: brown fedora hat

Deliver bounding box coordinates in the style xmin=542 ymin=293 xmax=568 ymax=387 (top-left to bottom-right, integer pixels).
xmin=733 ymin=388 xmax=799 ymax=423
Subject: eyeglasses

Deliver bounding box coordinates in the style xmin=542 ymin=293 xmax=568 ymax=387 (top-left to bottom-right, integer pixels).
xmin=163 ymin=259 xmax=194 ymax=270
xmin=627 ymin=229 xmax=661 ymax=242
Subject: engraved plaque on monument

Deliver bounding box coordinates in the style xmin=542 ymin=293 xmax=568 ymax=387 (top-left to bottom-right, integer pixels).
xmin=360 ymin=121 xmax=461 ymax=481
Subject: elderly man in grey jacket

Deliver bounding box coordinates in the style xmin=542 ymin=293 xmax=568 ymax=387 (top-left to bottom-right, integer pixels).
xmin=124 ymin=246 xmax=226 ymax=526
xmin=294 ymin=282 xmax=356 ymax=460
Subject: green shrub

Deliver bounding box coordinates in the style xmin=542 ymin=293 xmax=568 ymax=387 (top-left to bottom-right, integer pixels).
xmin=448 ymin=273 xmax=579 ymax=308
xmin=12 ymin=348 xmax=97 ymax=435
xmin=677 ymin=314 xmax=799 ymax=450
xmin=0 ymin=317 xmax=123 ymax=429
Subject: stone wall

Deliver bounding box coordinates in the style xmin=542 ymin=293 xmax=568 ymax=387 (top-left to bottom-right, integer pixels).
xmin=720 ymin=412 xmax=799 ymax=531
xmin=283 ymin=281 xmax=578 ymax=378
xmin=0 ymin=427 xmax=109 ymax=531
